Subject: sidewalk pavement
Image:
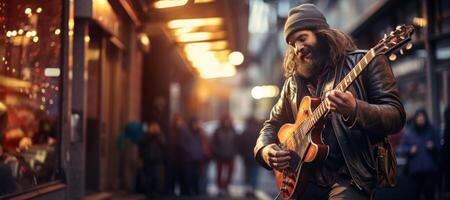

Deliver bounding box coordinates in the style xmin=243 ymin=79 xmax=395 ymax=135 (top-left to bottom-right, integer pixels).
xmin=85 ymin=157 xmax=279 ymax=200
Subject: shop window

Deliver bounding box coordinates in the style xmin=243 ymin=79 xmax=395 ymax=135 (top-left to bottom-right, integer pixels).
xmin=437 ymin=0 xmax=450 ymax=34
xmin=436 ymin=39 xmax=450 ymax=62
xmin=398 ymin=76 xmax=427 ymax=119
xmin=0 ymin=0 xmax=62 ymax=197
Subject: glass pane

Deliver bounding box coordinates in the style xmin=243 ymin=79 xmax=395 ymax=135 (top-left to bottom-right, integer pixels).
xmin=0 ymin=0 xmax=61 ymax=197
xmin=437 ymin=0 xmax=450 ymax=33
xmin=399 ymin=76 xmax=427 ymax=119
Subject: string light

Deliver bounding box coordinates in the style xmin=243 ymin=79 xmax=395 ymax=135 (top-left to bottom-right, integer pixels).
xmin=24 ymin=8 xmax=32 ymax=15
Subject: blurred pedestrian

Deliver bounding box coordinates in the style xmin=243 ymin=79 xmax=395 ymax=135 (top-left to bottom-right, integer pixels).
xmin=189 ymin=117 xmax=211 ymax=195
xmin=400 ymin=109 xmax=441 ymax=200
xmin=238 ymin=116 xmax=261 ymax=197
xmin=177 ymin=117 xmax=207 ymax=196
xmin=166 ymin=114 xmax=187 ymax=196
xmin=441 ymin=106 xmax=450 ymax=197
xmin=138 ymin=121 xmax=165 ymax=198
xmin=211 ymin=113 xmax=237 ymax=196
xmin=0 ymin=102 xmax=16 ymax=195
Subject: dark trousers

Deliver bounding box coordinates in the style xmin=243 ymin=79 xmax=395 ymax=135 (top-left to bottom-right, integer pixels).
xmin=299 ymin=179 xmax=369 ymax=200
xmin=199 ymin=160 xmax=209 ymax=195
xmin=180 ymin=161 xmax=201 ymax=196
xmin=411 ymin=171 xmax=436 ymax=200
xmin=216 ymin=159 xmax=234 ymax=191
xmin=165 ymin=159 xmax=181 ymax=195
xmin=244 ymin=164 xmax=259 ymax=190
xmin=0 ymin=164 xmax=16 ymax=196
xmin=142 ymin=163 xmax=163 ymax=197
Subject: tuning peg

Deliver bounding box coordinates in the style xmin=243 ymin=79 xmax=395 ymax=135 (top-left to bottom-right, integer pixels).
xmin=396 ymin=25 xmax=402 ymax=30
xmin=384 ymin=33 xmax=387 ymax=39
xmin=389 ymin=54 xmax=397 ymax=61
xmin=406 ymin=43 xmax=413 ymax=50
xmin=400 ymin=49 xmax=404 ymax=55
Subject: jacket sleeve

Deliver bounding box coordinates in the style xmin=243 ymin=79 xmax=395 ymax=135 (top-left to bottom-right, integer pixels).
xmin=254 ymin=78 xmax=295 ymax=169
xmin=352 ymin=55 xmax=406 ymax=136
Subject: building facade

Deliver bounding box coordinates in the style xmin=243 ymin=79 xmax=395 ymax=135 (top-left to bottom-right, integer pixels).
xmin=316 ymin=0 xmax=450 ymax=127
xmin=0 ymin=0 xmax=147 ymax=199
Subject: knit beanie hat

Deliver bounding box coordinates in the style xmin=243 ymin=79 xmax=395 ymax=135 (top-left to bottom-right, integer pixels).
xmin=283 ymin=3 xmax=329 ymax=43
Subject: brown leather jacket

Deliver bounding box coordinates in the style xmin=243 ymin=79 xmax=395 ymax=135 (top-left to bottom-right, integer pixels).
xmin=254 ymin=50 xmax=406 ymax=193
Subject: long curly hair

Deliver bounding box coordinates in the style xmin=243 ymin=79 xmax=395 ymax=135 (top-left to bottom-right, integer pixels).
xmin=283 ymin=28 xmax=357 ymax=77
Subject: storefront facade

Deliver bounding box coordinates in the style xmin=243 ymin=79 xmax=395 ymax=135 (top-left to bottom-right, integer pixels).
xmin=349 ymin=0 xmax=450 ymax=127
xmin=315 ymin=0 xmax=450 ymax=127
xmin=0 ymin=0 xmax=146 ymax=199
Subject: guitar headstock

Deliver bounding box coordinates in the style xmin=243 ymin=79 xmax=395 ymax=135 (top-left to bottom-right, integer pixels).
xmin=373 ymin=25 xmax=414 ymax=61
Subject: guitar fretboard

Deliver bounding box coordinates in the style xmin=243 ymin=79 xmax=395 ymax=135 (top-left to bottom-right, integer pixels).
xmin=296 ymin=49 xmax=376 ymax=136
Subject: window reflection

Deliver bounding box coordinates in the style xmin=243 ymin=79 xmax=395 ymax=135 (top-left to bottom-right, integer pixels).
xmin=0 ymin=0 xmax=61 ymax=196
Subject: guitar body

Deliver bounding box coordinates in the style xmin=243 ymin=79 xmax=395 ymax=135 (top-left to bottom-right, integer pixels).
xmin=275 ymin=96 xmax=330 ymax=199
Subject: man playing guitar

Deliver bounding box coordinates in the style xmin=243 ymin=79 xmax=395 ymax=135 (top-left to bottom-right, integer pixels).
xmin=254 ymin=3 xmax=406 ymax=200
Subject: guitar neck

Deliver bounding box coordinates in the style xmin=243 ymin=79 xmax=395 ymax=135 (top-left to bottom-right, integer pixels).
xmin=298 ymin=49 xmax=376 ymax=135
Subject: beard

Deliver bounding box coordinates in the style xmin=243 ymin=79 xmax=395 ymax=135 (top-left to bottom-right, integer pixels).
xmin=295 ymin=40 xmax=329 ymax=79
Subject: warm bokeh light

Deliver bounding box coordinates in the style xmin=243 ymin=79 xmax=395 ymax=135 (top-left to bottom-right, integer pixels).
xmin=36 ymin=7 xmax=42 ymax=13
xmin=84 ymin=36 xmax=91 ymax=43
xmin=199 ymin=64 xmax=236 ymax=79
xmin=167 ymin=17 xmax=223 ymax=29
xmin=154 ymin=0 xmax=188 ymax=9
xmin=0 ymin=75 xmax=31 ymax=89
xmin=139 ymin=33 xmax=150 ymax=46
xmin=54 ymin=29 xmax=61 ymax=35
xmin=183 ymin=40 xmax=228 ymax=52
xmin=173 ymin=27 xmax=195 ymax=36
xmin=69 ymin=19 xmax=75 ymax=30
xmin=95 ymin=0 xmax=109 ymax=5
xmin=186 ymin=50 xmax=229 ymax=63
xmin=194 ymin=0 xmax=215 ymax=3
xmin=251 ymin=85 xmax=280 ymax=99
xmin=177 ymin=31 xmax=225 ymax=42
xmin=228 ymin=51 xmax=244 ymax=65
xmin=25 ymin=8 xmax=32 ymax=15
xmin=413 ymin=17 xmax=427 ymax=27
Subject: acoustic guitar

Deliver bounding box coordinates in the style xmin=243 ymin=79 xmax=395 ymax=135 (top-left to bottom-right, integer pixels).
xmin=275 ymin=24 xmax=414 ymax=199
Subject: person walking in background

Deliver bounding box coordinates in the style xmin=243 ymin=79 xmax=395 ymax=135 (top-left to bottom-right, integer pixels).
xmin=211 ymin=113 xmax=237 ymax=196
xmin=189 ymin=117 xmax=211 ymax=195
xmin=166 ymin=114 xmax=186 ymax=196
xmin=238 ymin=116 xmax=261 ymax=197
xmin=178 ymin=117 xmax=207 ymax=196
xmin=0 ymin=102 xmax=17 ymax=196
xmin=137 ymin=121 xmax=165 ymax=198
xmin=400 ymin=109 xmax=441 ymax=200
xmin=441 ymin=106 xmax=450 ymax=198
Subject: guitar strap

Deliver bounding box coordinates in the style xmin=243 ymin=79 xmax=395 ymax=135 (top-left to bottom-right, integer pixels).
xmin=321 ymin=68 xmax=337 ymax=99
xmin=290 ymin=62 xmax=340 ymax=119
